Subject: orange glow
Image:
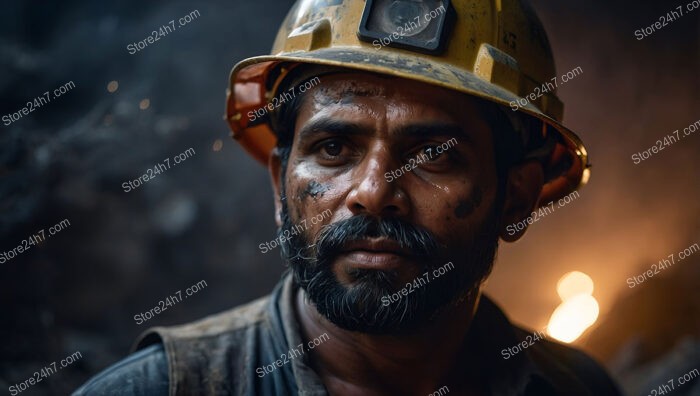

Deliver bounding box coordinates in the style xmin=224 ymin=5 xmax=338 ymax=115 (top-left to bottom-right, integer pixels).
xmin=547 ymin=271 xmax=599 ymax=343
xmin=556 ymin=271 xmax=594 ymax=300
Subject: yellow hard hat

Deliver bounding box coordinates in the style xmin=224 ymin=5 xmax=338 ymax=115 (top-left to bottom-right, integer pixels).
xmin=225 ymin=0 xmax=590 ymax=205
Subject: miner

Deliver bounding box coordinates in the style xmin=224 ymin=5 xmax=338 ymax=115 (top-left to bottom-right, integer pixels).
xmin=75 ymin=1 xmax=620 ymax=395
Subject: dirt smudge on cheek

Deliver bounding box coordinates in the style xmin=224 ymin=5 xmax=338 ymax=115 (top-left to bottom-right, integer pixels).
xmin=300 ymin=180 xmax=331 ymax=200
xmin=454 ymin=187 xmax=483 ymax=219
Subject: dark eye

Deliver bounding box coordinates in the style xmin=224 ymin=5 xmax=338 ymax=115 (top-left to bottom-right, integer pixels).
xmin=322 ymin=141 xmax=343 ymax=157
xmin=413 ymin=144 xmax=448 ymax=163
xmin=406 ymin=141 xmax=459 ymax=171
xmin=420 ymin=145 xmax=443 ymax=161
xmin=312 ymin=139 xmax=354 ymax=166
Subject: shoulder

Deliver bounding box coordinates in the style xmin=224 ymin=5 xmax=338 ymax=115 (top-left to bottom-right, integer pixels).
xmin=514 ymin=327 xmax=623 ymax=395
xmin=73 ymin=296 xmax=273 ymax=395
xmin=476 ymin=296 xmax=622 ymax=395
xmin=72 ymin=344 xmax=168 ymax=396
xmin=136 ymin=294 xmax=271 ymax=348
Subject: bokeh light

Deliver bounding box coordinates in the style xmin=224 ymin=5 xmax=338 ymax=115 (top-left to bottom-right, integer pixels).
xmin=548 ymin=271 xmax=599 ymax=343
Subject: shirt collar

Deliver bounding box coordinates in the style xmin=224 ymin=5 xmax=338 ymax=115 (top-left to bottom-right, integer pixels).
xmin=274 ymin=273 xmax=329 ymax=395
xmin=466 ymin=295 xmax=556 ymax=395
xmin=272 ymin=274 xmax=556 ymax=396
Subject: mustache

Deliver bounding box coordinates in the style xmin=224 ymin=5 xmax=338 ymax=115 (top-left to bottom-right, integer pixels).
xmin=313 ymin=215 xmax=439 ymax=264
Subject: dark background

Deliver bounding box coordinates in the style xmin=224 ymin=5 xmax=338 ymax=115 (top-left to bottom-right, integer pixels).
xmin=0 ymin=1 xmax=698 ymax=395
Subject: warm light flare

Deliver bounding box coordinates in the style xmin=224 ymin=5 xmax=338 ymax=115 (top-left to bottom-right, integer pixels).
xmin=547 ymin=294 xmax=599 ymax=343
xmin=547 ymin=271 xmax=599 ymax=343
xmin=556 ymin=271 xmax=594 ymax=300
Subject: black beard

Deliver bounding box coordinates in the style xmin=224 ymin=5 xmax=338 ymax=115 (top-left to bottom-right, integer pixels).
xmin=279 ymin=205 xmax=500 ymax=335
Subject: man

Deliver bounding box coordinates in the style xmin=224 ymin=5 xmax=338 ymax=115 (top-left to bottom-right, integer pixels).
xmin=75 ymin=1 xmax=619 ymax=395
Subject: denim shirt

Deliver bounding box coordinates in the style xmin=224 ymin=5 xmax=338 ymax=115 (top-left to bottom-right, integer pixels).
xmin=73 ymin=274 xmax=622 ymax=396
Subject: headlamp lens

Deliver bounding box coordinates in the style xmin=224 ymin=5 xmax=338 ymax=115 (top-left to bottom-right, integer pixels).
xmin=357 ymin=0 xmax=452 ymax=54
xmin=383 ymin=1 xmax=430 ymax=37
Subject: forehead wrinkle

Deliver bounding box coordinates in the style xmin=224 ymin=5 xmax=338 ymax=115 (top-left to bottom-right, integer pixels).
xmin=312 ymin=79 xmax=388 ymax=105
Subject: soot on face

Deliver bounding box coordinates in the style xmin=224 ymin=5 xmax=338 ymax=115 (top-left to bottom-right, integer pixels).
xmin=454 ymin=187 xmax=483 ymax=218
xmin=300 ymin=180 xmax=331 ymax=200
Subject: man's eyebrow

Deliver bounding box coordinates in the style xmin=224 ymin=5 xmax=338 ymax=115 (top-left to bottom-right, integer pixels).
xmin=296 ymin=118 xmax=471 ymax=145
xmin=297 ymin=118 xmax=371 ymax=143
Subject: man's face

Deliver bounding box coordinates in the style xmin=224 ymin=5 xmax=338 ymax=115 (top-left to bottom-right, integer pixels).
xmin=274 ymin=73 xmax=505 ymax=334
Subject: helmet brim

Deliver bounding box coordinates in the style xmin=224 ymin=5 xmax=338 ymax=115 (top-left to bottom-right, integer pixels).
xmin=228 ymin=47 xmax=590 ymax=206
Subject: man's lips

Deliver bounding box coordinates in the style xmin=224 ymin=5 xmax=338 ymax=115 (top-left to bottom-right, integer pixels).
xmin=340 ymin=238 xmax=413 ymax=254
xmin=337 ymin=238 xmax=416 ymax=270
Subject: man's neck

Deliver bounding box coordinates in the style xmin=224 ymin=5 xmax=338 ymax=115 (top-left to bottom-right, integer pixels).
xmin=294 ymin=287 xmax=486 ymax=396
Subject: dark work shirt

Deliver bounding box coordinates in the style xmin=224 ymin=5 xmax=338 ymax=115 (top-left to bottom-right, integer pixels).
xmin=73 ymin=274 xmax=622 ymax=395
xmin=73 ymin=343 xmax=169 ymax=395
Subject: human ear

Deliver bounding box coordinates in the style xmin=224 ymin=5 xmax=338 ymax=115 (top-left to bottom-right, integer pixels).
xmin=499 ymin=160 xmax=545 ymax=242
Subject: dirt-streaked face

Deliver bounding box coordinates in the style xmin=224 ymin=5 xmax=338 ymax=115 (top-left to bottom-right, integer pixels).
xmin=271 ymin=72 xmax=509 ymax=333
